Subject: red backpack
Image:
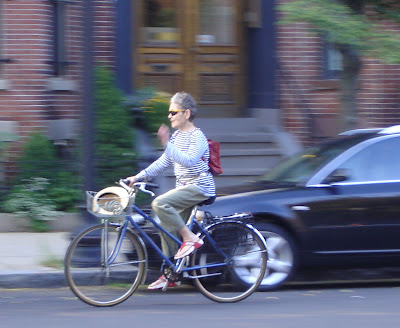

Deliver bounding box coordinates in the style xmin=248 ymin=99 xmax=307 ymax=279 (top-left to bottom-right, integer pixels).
xmin=204 ymin=139 xmax=223 ymax=176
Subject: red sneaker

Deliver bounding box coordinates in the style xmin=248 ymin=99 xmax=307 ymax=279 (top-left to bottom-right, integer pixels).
xmin=148 ymin=276 xmax=181 ymax=290
xmin=174 ymin=239 xmax=204 ymax=259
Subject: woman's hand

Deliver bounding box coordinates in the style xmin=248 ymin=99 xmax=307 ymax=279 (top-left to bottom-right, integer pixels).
xmin=157 ymin=124 xmax=171 ymax=147
xmin=125 ymin=176 xmax=137 ymax=187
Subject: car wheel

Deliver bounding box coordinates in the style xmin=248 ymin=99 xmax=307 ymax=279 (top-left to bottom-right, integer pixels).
xmin=255 ymin=223 xmax=297 ymax=291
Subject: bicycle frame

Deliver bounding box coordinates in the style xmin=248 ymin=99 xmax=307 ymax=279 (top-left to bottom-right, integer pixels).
xmin=65 ymin=181 xmax=268 ymax=306
xmin=105 ymin=204 xmax=229 ymax=275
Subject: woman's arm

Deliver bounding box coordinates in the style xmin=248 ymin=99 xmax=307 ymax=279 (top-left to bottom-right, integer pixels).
xmin=165 ymin=130 xmax=208 ymax=167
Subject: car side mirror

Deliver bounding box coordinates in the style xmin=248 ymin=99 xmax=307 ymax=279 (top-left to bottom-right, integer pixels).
xmin=323 ymin=168 xmax=350 ymax=184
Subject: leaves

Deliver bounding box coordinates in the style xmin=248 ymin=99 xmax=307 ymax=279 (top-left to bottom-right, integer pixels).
xmin=278 ymin=0 xmax=400 ymax=64
xmin=2 ymin=177 xmax=62 ymax=232
xmin=94 ymin=67 xmax=136 ymax=187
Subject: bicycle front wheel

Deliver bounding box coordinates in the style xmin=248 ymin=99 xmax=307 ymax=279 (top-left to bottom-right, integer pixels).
xmin=191 ymin=221 xmax=267 ymax=303
xmin=64 ymin=223 xmax=147 ymax=307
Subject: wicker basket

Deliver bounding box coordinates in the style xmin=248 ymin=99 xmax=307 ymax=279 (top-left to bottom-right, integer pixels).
xmin=86 ymin=190 xmax=132 ymax=217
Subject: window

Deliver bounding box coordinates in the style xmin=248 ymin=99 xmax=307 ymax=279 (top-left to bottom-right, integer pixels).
xmin=335 ymin=137 xmax=400 ymax=182
xmin=50 ymin=0 xmax=68 ymax=76
xmin=198 ymin=0 xmax=235 ymax=45
xmin=0 ymin=0 xmax=11 ymax=89
xmin=322 ymin=40 xmax=342 ymax=79
xmin=142 ymin=0 xmax=179 ymax=44
xmin=0 ymin=0 xmax=8 ymax=71
xmin=261 ymin=135 xmax=369 ymax=184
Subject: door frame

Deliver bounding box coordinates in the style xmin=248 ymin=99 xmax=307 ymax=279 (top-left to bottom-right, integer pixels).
xmin=133 ymin=0 xmax=246 ymax=118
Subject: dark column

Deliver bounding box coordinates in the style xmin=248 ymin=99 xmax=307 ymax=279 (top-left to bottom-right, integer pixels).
xmin=116 ymin=0 xmax=133 ymax=93
xmin=247 ymin=0 xmax=276 ymax=109
xmin=82 ymin=0 xmax=95 ymax=223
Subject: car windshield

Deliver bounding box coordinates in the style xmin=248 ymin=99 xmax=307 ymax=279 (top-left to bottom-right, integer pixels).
xmin=259 ymin=134 xmax=375 ymax=184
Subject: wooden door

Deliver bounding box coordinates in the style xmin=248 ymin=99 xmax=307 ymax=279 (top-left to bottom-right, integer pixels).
xmin=136 ymin=0 xmax=244 ymax=118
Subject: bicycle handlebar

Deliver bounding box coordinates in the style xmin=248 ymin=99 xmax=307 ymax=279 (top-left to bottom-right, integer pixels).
xmin=118 ymin=179 xmax=159 ymax=197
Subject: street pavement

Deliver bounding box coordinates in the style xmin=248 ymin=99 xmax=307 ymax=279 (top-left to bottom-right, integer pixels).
xmin=1 ymin=231 xmax=400 ymax=289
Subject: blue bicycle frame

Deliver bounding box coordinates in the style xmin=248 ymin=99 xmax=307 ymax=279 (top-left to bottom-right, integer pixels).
xmin=111 ymin=204 xmax=229 ymax=274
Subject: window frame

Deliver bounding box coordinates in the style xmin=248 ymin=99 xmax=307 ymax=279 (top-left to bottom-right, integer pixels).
xmin=50 ymin=0 xmax=69 ymax=76
xmin=333 ymin=136 xmax=400 ymax=183
xmin=308 ymin=135 xmax=400 ymax=186
xmin=322 ymin=39 xmax=343 ymax=80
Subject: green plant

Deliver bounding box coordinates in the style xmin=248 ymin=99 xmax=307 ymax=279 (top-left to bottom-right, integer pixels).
xmin=18 ymin=132 xmax=58 ymax=180
xmin=94 ymin=67 xmax=136 ymax=188
xmin=14 ymin=132 xmax=81 ymax=211
xmin=47 ymin=171 xmax=81 ymax=212
xmin=140 ymin=91 xmax=171 ymax=134
xmin=2 ymin=177 xmax=61 ymax=232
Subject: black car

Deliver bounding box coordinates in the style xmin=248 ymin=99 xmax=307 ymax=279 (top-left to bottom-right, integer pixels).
xmin=203 ymin=125 xmax=400 ymax=291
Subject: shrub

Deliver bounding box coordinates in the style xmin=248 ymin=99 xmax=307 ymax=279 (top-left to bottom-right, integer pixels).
xmin=2 ymin=177 xmax=61 ymax=232
xmin=18 ymin=132 xmax=58 ymax=180
xmin=140 ymin=91 xmax=171 ymax=134
xmin=94 ymin=67 xmax=136 ymax=188
xmin=13 ymin=132 xmax=80 ymax=212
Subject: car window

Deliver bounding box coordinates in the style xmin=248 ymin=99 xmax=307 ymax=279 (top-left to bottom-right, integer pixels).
xmin=260 ymin=135 xmax=372 ymax=184
xmin=334 ymin=136 xmax=400 ymax=182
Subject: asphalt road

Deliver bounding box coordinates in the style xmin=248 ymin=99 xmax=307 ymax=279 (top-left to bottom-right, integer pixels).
xmin=1 ymin=283 xmax=400 ymax=328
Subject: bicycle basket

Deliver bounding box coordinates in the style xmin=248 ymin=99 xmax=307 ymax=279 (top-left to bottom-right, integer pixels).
xmin=87 ymin=186 xmax=131 ymax=217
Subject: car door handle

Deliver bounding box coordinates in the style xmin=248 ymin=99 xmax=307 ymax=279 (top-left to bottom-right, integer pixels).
xmin=292 ymin=205 xmax=310 ymax=211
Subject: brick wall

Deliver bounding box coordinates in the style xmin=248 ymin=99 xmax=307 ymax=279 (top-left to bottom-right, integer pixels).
xmin=2 ymin=0 xmax=400 ymax=152
xmin=276 ymin=0 xmax=400 ymax=145
xmin=0 ymin=0 xmax=116 ymax=157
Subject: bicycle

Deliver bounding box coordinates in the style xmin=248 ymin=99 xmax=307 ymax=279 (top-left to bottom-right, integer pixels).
xmin=64 ymin=180 xmax=268 ymax=307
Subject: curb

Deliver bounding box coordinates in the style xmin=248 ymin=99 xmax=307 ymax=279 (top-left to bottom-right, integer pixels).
xmin=1 ymin=268 xmax=400 ymax=289
xmin=0 ymin=271 xmax=67 ymax=289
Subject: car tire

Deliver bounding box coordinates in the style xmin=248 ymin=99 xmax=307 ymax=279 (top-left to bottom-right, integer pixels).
xmin=254 ymin=222 xmax=297 ymax=291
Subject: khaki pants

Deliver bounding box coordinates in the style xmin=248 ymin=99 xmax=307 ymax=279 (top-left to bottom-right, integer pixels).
xmin=151 ymin=185 xmax=209 ymax=258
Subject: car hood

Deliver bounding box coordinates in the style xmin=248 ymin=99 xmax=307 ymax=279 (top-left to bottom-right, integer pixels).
xmin=206 ymin=181 xmax=302 ymax=217
xmin=216 ymin=181 xmax=288 ymax=196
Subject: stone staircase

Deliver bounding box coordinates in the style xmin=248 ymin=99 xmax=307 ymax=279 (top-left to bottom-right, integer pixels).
xmin=196 ymin=118 xmax=282 ymax=188
xmin=155 ymin=109 xmax=302 ymax=193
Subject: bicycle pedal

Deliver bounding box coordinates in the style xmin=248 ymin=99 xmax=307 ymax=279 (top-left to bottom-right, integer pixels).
xmin=175 ymin=257 xmax=188 ymax=273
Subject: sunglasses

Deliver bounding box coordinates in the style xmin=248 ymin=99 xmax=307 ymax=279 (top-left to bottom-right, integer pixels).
xmin=168 ymin=109 xmax=187 ymax=116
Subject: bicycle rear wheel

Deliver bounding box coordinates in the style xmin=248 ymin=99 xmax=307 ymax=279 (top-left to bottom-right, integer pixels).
xmin=191 ymin=221 xmax=267 ymax=303
xmin=64 ymin=223 xmax=147 ymax=307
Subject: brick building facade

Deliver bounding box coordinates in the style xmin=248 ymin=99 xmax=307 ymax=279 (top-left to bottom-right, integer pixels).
xmin=0 ymin=0 xmax=116 ymax=157
xmin=276 ymin=0 xmax=400 ymax=145
xmin=1 ymin=0 xmax=400 ymax=161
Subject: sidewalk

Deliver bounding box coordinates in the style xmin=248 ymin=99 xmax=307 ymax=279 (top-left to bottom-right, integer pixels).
xmin=0 ymin=231 xmax=160 ymax=289
xmin=0 ymin=232 xmax=71 ymax=288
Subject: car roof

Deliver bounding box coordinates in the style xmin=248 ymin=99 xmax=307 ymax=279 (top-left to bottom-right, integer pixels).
xmin=339 ymin=124 xmax=400 ymax=136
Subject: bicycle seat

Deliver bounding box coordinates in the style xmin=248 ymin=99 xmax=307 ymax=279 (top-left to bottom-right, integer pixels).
xmin=198 ymin=196 xmax=216 ymax=206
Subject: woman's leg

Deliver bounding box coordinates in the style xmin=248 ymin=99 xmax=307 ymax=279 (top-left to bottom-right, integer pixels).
xmin=152 ymin=185 xmax=208 ymax=258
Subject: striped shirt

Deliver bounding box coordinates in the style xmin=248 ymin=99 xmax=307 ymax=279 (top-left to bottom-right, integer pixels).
xmin=136 ymin=128 xmax=216 ymax=197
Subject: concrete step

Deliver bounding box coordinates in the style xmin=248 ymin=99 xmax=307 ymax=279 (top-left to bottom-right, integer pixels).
xmin=221 ymin=155 xmax=281 ymax=170
xmin=221 ymin=148 xmax=281 ymax=156
xmin=196 ymin=118 xmax=262 ymax=134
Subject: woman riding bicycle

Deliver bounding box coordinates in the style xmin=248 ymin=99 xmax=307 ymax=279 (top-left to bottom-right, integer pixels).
xmin=126 ymin=91 xmax=216 ymax=290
